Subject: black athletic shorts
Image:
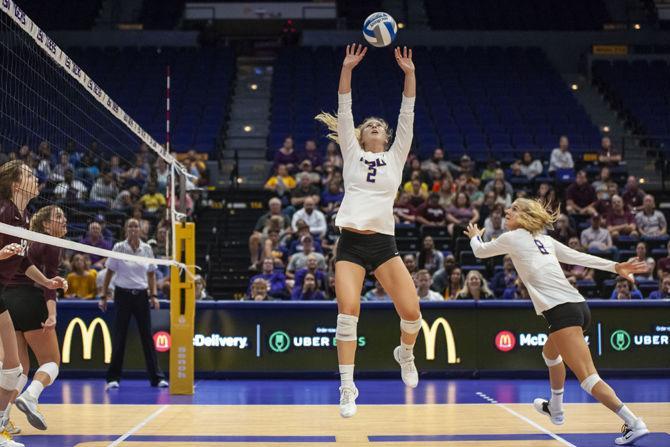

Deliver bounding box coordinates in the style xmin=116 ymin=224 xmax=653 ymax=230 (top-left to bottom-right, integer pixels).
xmin=335 ymin=229 xmax=399 ymax=272
xmin=3 ymin=285 xmax=48 ymax=332
xmin=542 ymin=301 xmax=591 ymax=333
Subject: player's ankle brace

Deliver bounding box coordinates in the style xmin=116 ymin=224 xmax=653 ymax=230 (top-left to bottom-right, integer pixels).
xmin=36 ymin=362 xmax=59 ymax=385
xmin=336 ymin=314 xmax=358 ymax=342
xmin=400 ymin=314 xmax=422 ymax=334
xmin=580 ymin=373 xmax=601 ymax=395
xmin=542 ymin=352 xmax=563 ymax=367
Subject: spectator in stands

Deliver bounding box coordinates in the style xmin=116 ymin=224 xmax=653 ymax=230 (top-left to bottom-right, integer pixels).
xmin=518 ymin=151 xmax=543 ymax=179
xmin=455 ymin=270 xmax=493 ymax=301
xmin=446 ymin=192 xmax=479 ymax=237
xmin=458 ymin=154 xmax=478 ymax=182
xmin=421 ymin=148 xmax=455 ymax=179
xmin=65 ymin=254 xmax=98 ymax=299
xmin=490 ymin=255 xmax=517 ymax=297
xmin=248 ymin=258 xmax=287 ymax=299
xmin=89 ymin=172 xmax=119 ymax=205
xmin=548 ymin=213 xmax=577 ymax=244
xmin=536 ymin=183 xmax=558 ymax=211
xmin=285 ymin=219 xmax=322 ymax=255
xmin=598 ymin=136 xmax=621 ymax=166
xmin=593 ymin=182 xmax=614 ymax=216
xmin=478 ymin=191 xmax=498 ymax=225
xmin=561 ymin=236 xmax=594 ymax=282
xmin=606 ymin=195 xmax=638 ymax=239
xmin=407 ymin=176 xmax=428 ymax=207
xmin=502 ymin=278 xmax=531 ymax=300
xmin=80 ymin=221 xmax=112 ymax=270
xmin=286 ymin=235 xmax=326 ymax=278
xmin=657 ymin=240 xmax=670 ymax=278
xmin=393 ymin=191 xmax=417 ymax=224
xmin=415 ymin=269 xmax=444 ymax=301
xmin=592 ymin=166 xmax=612 ymax=192
xmin=491 ymin=179 xmax=511 ymax=207
xmin=648 ymin=276 xmax=670 ymax=299
xmin=54 ymin=169 xmax=87 ymax=201
xmin=112 ymin=190 xmax=133 ymax=211
xmin=294 ymin=271 xmax=326 ymax=301
xmin=155 ymin=158 xmax=170 ymax=194
xmin=264 ymin=164 xmax=296 ymax=198
xmin=77 ymin=153 xmax=100 ymax=185
xmin=50 ymin=151 xmax=73 ymax=182
xmin=121 ymin=154 xmax=149 ymax=184
xmin=443 ymin=266 xmax=464 ymax=300
xmin=416 ymin=235 xmax=444 ymax=274
xmin=479 ymin=159 xmax=498 ymax=183
xmin=248 ymin=278 xmax=270 ymax=301
xmin=580 ymin=214 xmax=617 ymax=257
xmin=291 ymin=197 xmax=326 ymax=238
xmin=416 ymin=192 xmax=447 ymax=227
xmin=483 ymin=169 xmax=513 ymax=198
xmin=622 ymin=176 xmax=645 ymax=211
xmin=325 ymin=141 xmax=343 ymax=169
xmin=362 ymin=279 xmax=391 ymax=301
xmin=610 ymin=277 xmax=643 ymax=300
xmin=628 ymin=242 xmax=654 ymax=279
xmin=249 ymin=197 xmax=290 ymax=266
xmin=483 ymin=206 xmax=506 ymax=241
xmin=565 ymin=170 xmax=597 ymax=216
xmin=291 ymin=254 xmax=326 ymax=300
xmin=291 ymin=176 xmax=321 ymax=208
xmin=430 ymin=254 xmax=457 ymax=295
xmin=300 ymin=139 xmax=323 ymax=173
xmin=436 ymin=176 xmax=456 ymax=208
xmin=194 ymin=275 xmax=212 ymax=300
xmin=320 ymin=180 xmax=344 ymax=215
xmin=403 ymin=254 xmax=418 ymax=275
xmin=139 ymin=182 xmax=166 ymax=215
xmin=263 ymin=228 xmax=285 ymax=265
xmin=273 ymin=136 xmax=299 ymax=173
xmin=549 ymin=135 xmax=574 ymax=173
xmin=402 ymin=156 xmax=430 ymax=185
xmin=131 ymin=205 xmax=151 ymax=241
xmin=295 ymin=159 xmax=321 ymax=184
xmin=108 ymin=155 xmax=124 ymax=179
xmin=635 ymin=194 xmax=668 ymax=239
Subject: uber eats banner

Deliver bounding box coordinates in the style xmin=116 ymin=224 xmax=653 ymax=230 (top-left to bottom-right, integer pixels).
xmin=56 ymin=301 xmax=670 ymax=374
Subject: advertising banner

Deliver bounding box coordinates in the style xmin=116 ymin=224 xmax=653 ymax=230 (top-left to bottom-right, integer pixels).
xmin=56 ymin=301 xmax=670 ymax=374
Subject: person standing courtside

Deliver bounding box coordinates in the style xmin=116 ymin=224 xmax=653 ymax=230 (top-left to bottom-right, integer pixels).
xmin=99 ymin=218 xmax=167 ymax=390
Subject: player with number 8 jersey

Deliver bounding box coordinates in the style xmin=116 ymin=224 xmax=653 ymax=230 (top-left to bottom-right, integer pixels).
xmin=315 ymin=45 xmax=421 ymax=419
xmin=464 ymin=198 xmax=651 ymax=446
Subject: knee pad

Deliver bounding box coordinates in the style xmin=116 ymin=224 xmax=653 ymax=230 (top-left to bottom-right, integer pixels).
xmin=542 ymin=352 xmax=563 ymax=367
xmin=335 ymin=314 xmax=358 ymax=342
xmin=36 ymin=362 xmax=59 ymax=386
xmin=400 ymin=314 xmax=422 ymax=335
xmin=0 ymin=365 xmax=23 ymax=392
xmin=15 ymin=374 xmax=27 ymax=393
xmin=580 ymin=373 xmax=601 ymax=395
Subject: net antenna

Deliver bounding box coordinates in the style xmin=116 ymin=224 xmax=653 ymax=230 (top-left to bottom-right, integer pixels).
xmin=0 ymin=0 xmax=194 ymax=270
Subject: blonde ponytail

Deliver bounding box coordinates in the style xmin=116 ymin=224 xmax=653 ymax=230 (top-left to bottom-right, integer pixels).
xmin=513 ymin=197 xmax=561 ymax=235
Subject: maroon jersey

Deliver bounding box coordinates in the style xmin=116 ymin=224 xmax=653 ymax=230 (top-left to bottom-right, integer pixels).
xmin=9 ymin=242 xmax=60 ymax=301
xmin=0 ymin=199 xmax=32 ymax=285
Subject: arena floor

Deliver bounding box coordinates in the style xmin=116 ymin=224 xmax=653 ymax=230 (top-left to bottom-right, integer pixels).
xmin=12 ymin=378 xmax=670 ymax=446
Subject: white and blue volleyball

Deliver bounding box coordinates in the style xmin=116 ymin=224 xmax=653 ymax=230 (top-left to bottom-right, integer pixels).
xmin=363 ymin=12 xmax=398 ymax=48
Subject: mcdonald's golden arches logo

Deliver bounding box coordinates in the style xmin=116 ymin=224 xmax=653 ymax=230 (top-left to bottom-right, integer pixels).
xmin=421 ymin=317 xmax=459 ymax=363
xmin=62 ymin=317 xmax=112 ymax=364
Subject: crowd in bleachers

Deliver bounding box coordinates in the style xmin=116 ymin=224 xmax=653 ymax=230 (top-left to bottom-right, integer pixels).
xmin=247 ymin=134 xmax=670 ymax=302
xmin=0 ymin=140 xmax=210 ymax=300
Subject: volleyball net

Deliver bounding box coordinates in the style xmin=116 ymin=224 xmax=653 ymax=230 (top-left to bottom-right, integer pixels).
xmin=0 ymin=1 xmax=196 ymax=393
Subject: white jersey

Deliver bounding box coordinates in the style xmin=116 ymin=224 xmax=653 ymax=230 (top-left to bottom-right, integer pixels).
xmin=334 ymin=92 xmax=414 ymax=236
xmin=470 ymin=229 xmax=617 ymax=314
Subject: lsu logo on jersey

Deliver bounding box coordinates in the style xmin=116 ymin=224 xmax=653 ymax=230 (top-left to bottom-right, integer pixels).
xmin=359 ymin=157 xmax=387 ymax=183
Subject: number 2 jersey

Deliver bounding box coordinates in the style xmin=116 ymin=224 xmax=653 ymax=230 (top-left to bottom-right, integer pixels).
xmin=334 ymin=91 xmax=415 ymax=236
xmin=470 ymin=228 xmax=617 ymax=314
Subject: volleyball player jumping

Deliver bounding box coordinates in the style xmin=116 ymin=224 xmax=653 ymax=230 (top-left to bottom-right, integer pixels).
xmin=465 ymin=198 xmax=650 ymax=445
xmin=0 ymin=161 xmax=66 ymax=447
xmin=4 ymin=205 xmax=67 ymax=431
xmin=315 ymin=45 xmax=420 ymax=418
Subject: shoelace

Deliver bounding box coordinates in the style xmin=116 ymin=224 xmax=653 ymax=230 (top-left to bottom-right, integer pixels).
xmin=621 ymin=424 xmax=631 ymax=436
xmin=340 ymin=388 xmax=355 ymax=404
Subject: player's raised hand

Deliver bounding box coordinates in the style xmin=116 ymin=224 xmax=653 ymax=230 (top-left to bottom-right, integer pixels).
xmin=395 ymin=46 xmax=414 ymax=74
xmin=614 ymin=260 xmax=648 ymax=283
xmin=342 ymin=44 xmax=367 ymax=70
xmin=464 ymin=223 xmax=485 ymax=239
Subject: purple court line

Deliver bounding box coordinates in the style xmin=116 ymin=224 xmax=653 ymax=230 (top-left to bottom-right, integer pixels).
xmin=369 ymin=434 xmax=551 ymax=442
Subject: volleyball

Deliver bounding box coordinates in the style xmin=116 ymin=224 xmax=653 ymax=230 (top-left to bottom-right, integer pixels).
xmin=363 ymin=12 xmax=398 ymax=48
